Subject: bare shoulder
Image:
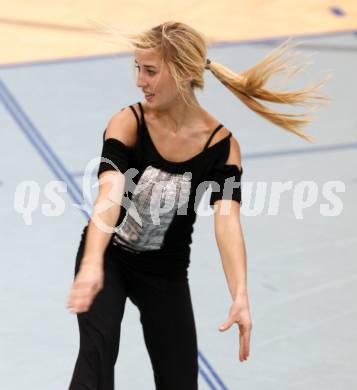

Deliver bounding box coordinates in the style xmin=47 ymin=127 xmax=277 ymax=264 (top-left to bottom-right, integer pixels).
xmin=226 ymin=133 xmax=242 ymax=171
xmin=208 ymin=126 xmax=231 ymax=145
xmin=202 ymin=109 xmax=230 ymax=145
xmin=206 ymin=118 xmax=242 ymax=170
xmin=104 ymin=106 xmax=138 ymax=147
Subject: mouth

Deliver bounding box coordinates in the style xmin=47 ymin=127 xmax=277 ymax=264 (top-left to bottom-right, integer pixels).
xmin=145 ymin=93 xmax=155 ymax=101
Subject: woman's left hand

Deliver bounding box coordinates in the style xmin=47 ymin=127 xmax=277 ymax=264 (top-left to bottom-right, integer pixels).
xmin=219 ymin=294 xmax=252 ymax=362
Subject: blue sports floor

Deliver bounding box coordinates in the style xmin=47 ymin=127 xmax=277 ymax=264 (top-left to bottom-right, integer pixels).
xmin=1 ymin=31 xmax=356 ymax=389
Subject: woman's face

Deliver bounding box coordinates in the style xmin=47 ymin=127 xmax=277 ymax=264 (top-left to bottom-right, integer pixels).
xmin=134 ymin=49 xmax=184 ymax=108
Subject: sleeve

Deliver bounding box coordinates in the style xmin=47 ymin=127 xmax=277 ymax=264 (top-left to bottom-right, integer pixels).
xmin=209 ymin=163 xmax=243 ymax=207
xmin=96 ymin=129 xmax=131 ymax=179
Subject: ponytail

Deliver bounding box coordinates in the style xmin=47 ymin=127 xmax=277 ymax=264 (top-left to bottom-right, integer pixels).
xmin=206 ymin=38 xmax=331 ymax=142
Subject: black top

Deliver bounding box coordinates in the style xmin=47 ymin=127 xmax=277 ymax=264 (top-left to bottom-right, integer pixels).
xmin=81 ymin=101 xmax=243 ymax=273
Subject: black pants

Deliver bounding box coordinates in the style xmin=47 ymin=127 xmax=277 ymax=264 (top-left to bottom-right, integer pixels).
xmin=68 ymin=238 xmax=199 ymax=390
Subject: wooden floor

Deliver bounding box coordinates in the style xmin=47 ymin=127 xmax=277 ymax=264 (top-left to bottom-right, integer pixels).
xmin=0 ymin=0 xmax=356 ymax=64
xmin=1 ymin=2 xmax=356 ymax=390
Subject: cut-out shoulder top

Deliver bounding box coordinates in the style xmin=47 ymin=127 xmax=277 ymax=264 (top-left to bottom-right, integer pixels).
xmin=81 ymin=101 xmax=243 ymax=272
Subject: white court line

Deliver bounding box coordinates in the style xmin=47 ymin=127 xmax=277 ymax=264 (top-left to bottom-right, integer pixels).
xmin=252 ymin=236 xmax=357 ymax=266
xmin=255 ymin=306 xmax=357 ymax=350
xmin=258 ymin=273 xmax=357 ymax=309
xmin=249 ymin=235 xmax=357 ymax=311
xmin=285 ymin=372 xmax=357 ymax=390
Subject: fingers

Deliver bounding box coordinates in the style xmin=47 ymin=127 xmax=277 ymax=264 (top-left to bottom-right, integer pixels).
xmin=219 ymin=313 xmax=244 ymax=331
xmin=67 ymin=264 xmax=104 ymax=314
xmin=67 ymin=281 xmax=97 ymax=314
xmin=67 ymin=296 xmax=92 ymax=314
xmin=219 ymin=316 xmax=236 ymax=331
xmin=239 ymin=332 xmax=249 ymax=361
xmin=220 ymin=317 xmax=252 ymax=361
xmin=239 ymin=322 xmax=252 ymax=362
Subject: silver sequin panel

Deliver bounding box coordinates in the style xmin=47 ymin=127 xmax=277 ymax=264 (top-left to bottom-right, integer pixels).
xmin=112 ymin=165 xmax=192 ymax=251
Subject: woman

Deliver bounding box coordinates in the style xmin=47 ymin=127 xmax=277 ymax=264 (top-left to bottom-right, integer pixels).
xmin=67 ymin=21 xmax=329 ymax=390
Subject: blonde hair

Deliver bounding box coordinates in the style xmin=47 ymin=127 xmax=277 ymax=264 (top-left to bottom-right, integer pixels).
xmin=90 ymin=20 xmax=331 ymax=142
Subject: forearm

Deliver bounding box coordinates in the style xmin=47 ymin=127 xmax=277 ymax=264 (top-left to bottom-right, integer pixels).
xmin=82 ymin=202 xmax=120 ymax=266
xmin=82 ymin=174 xmax=124 ymax=266
xmin=215 ymin=217 xmax=248 ymax=301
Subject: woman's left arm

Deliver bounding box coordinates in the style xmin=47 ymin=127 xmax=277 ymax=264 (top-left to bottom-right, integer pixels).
xmin=212 ymin=135 xmax=252 ymax=362
xmin=214 ymin=200 xmax=252 ymax=362
xmin=214 ymin=201 xmax=248 ymax=300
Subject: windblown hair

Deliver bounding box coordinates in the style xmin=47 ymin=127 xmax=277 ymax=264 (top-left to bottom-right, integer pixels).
xmin=90 ymin=20 xmax=331 ymax=142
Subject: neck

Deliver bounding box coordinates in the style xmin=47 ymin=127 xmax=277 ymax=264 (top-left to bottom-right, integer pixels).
xmin=146 ymin=93 xmax=202 ymax=133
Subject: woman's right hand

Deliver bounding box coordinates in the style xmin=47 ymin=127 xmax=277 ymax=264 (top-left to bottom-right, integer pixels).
xmin=67 ymin=258 xmax=104 ymax=314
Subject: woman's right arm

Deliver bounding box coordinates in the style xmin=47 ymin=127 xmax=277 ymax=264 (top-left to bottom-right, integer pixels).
xmin=67 ymin=107 xmax=137 ymax=314
xmin=82 ymin=106 xmax=137 ymax=266
xmin=80 ymin=169 xmax=123 ymax=267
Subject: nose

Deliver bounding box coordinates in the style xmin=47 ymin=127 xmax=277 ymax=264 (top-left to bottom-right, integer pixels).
xmin=136 ymin=69 xmax=147 ymax=89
